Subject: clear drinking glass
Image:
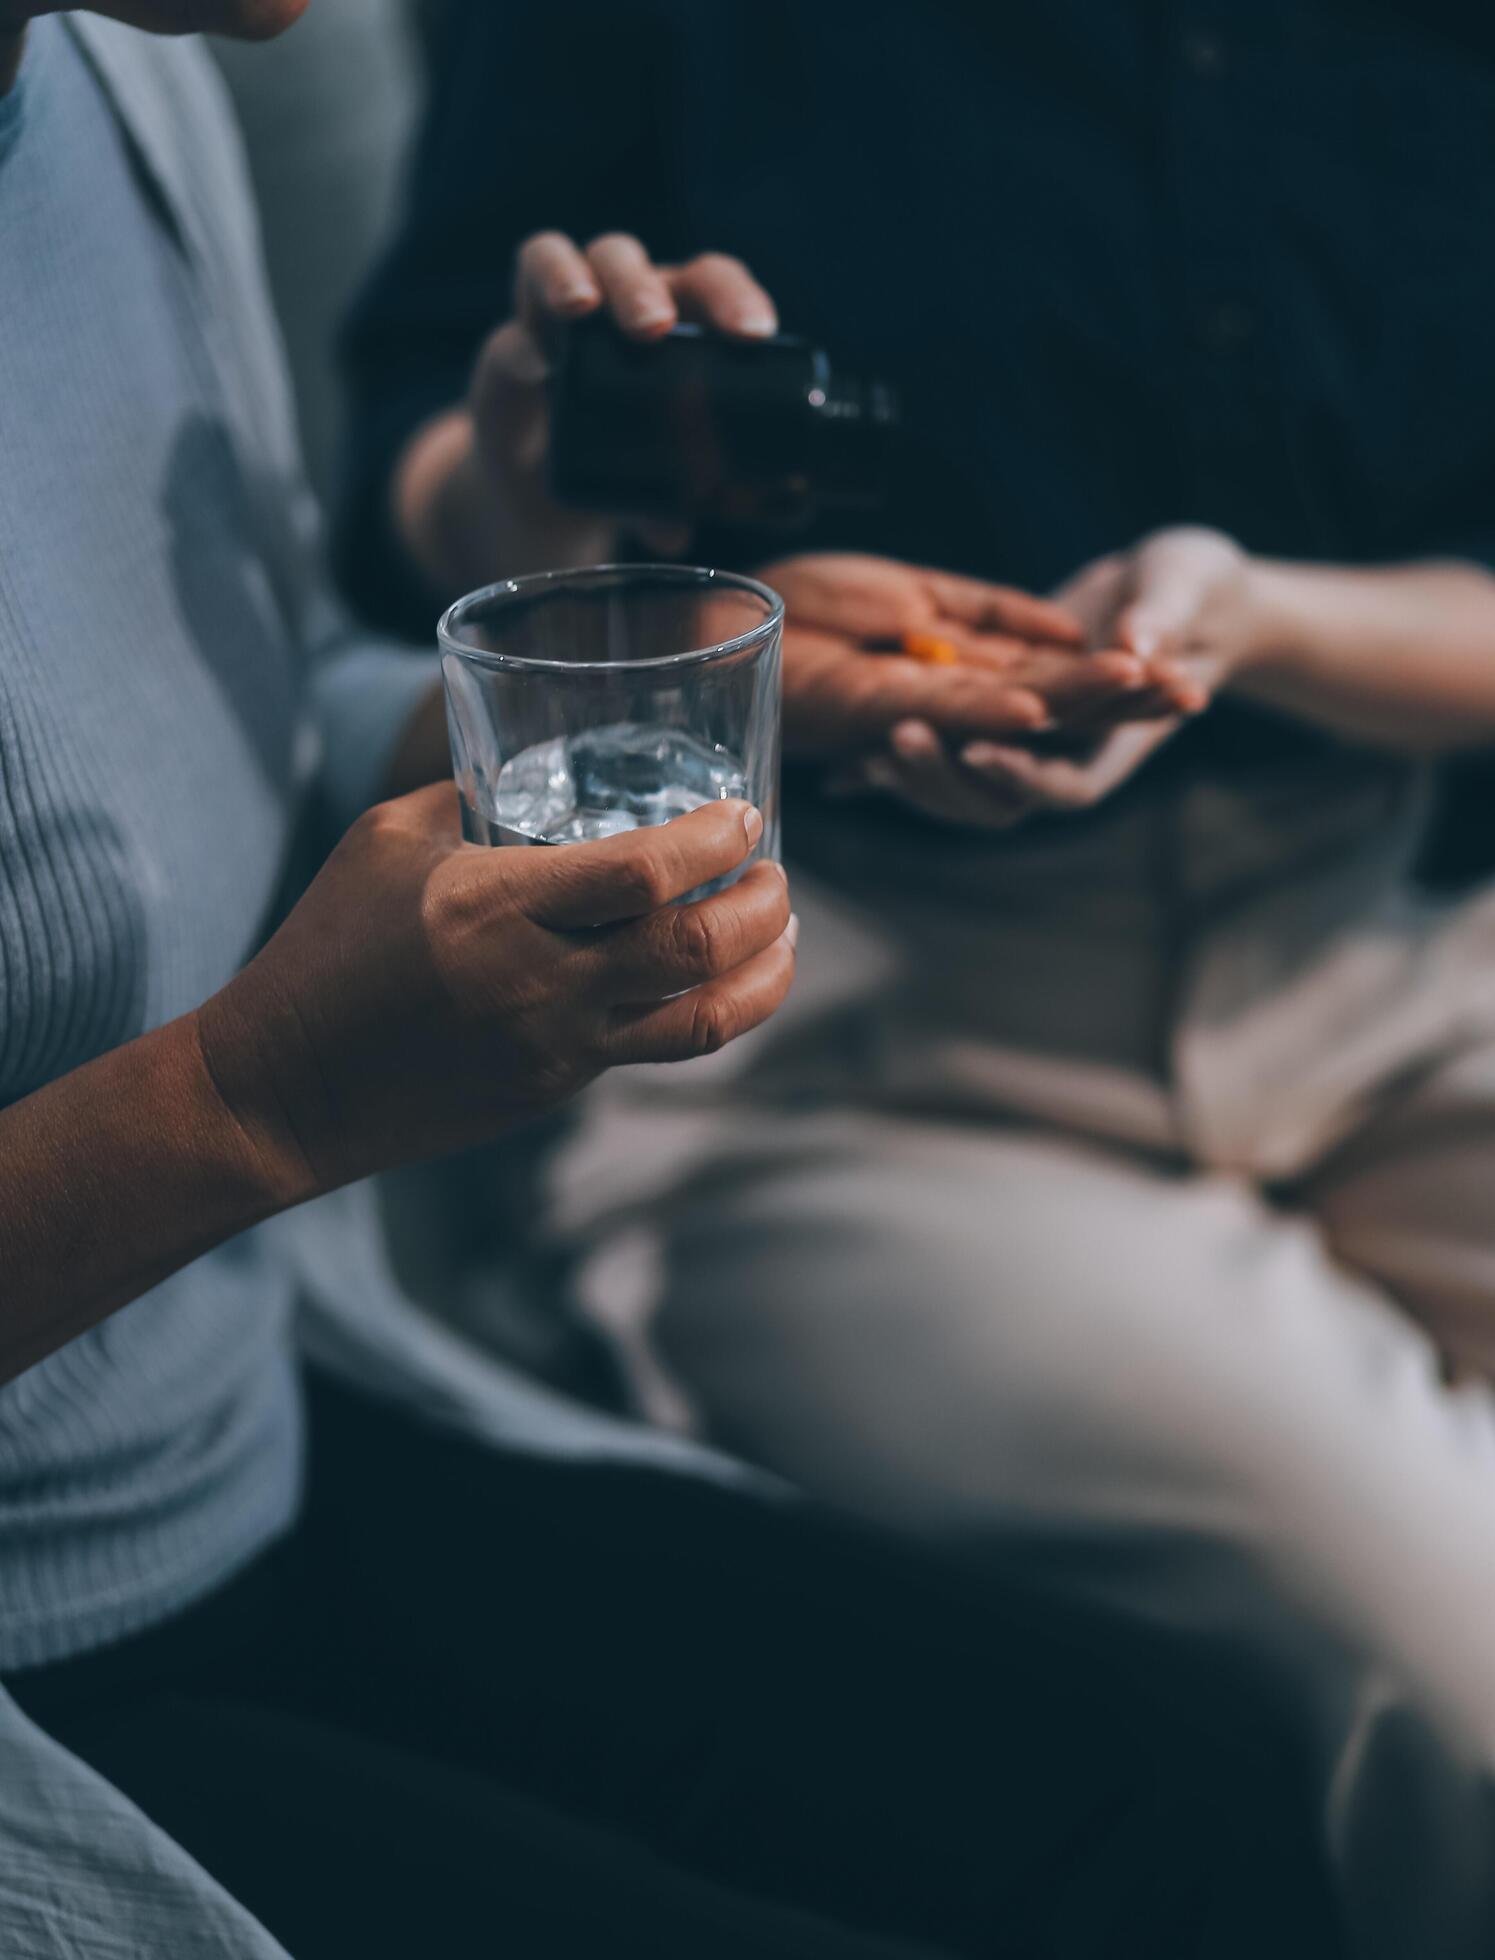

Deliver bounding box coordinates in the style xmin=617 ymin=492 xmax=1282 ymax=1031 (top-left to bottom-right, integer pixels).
xmin=439 ymin=566 xmax=782 ymax=876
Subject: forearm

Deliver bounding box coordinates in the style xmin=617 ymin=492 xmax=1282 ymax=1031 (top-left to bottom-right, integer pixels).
xmin=1235 ymin=558 xmax=1495 ymax=751
xmin=0 ymin=1013 xmax=297 ymax=1385
xmin=394 ymin=408 xmax=621 ymax=604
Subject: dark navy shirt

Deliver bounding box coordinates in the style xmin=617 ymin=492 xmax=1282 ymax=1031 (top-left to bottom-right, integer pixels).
xmin=343 ymin=2 xmax=1495 ymax=601
xmin=339 ymin=1 xmax=1495 ymax=874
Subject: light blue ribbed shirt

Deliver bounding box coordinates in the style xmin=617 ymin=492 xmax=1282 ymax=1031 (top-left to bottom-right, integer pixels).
xmin=0 ymin=27 xmax=777 ymax=1953
xmin=0 ymin=17 xmax=437 ymax=1670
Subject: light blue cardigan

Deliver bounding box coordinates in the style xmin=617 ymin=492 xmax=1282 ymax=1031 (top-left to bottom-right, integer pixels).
xmin=0 ymin=16 xmax=775 ymax=1953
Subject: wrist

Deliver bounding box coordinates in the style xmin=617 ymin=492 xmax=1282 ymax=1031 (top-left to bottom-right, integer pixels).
xmin=396 ymin=406 xmax=624 ymax=593
xmin=394 ymin=408 xmax=488 ymax=599
xmin=190 ymin=990 xmax=324 ymax=1215
xmin=1232 ymin=556 xmax=1307 ymax=682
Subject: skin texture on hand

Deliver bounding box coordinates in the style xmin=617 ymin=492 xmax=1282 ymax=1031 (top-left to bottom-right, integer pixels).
xmin=763 ymin=553 xmax=1154 ymax=759
xmin=197 ymin=783 xmax=795 ymax=1203
xmin=885 ymin=527 xmax=1495 ymax=827
xmin=758 ymin=554 xmax=1199 ymax=829
xmin=0 ymin=785 xmax=794 ymax=1385
xmin=397 ymin=230 xmax=780 ymax=597
xmin=860 ymin=530 xmax=1236 ymax=828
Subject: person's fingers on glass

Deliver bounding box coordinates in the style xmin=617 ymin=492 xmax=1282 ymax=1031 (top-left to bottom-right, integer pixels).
xmin=516 ymin=797 xmax=767 ymax=928
xmin=665 ymin=251 xmax=779 ymax=338
xmin=603 ymin=915 xmax=799 ymax=1064
xmin=583 ymin=231 xmax=681 ymax=337
xmin=585 ymin=861 xmax=790 ymax=1004
xmin=201 ymin=789 xmax=784 ymax=1197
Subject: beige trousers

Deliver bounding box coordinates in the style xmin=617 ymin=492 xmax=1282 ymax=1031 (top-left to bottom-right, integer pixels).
xmin=550 ymin=792 xmax=1495 ymax=1960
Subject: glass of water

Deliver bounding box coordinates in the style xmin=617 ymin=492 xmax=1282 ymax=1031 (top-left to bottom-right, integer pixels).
xmin=439 ymin=565 xmax=781 ymax=874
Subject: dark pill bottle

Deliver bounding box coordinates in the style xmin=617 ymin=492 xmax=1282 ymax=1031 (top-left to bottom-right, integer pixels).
xmin=548 ymin=316 xmax=900 ymax=531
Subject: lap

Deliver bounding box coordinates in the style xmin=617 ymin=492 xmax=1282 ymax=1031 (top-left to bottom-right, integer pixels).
xmin=13 ymin=1375 xmax=1296 ymax=1960
xmin=645 ymin=1111 xmax=1495 ymax=1736
xmin=295 ymin=1379 xmax=1254 ymax=1957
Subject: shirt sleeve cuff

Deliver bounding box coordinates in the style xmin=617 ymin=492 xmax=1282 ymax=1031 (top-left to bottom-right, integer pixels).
xmin=313 ymin=638 xmax=443 ymax=834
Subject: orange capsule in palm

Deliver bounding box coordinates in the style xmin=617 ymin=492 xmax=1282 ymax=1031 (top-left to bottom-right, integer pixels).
xmin=902 ymin=629 xmax=961 ymax=665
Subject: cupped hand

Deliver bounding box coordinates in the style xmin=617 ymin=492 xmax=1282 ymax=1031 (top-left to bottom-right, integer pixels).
xmin=470 ymin=230 xmax=779 ymax=563
xmin=197 ymin=784 xmax=794 ymax=1204
xmin=762 ymin=553 xmax=1177 ymax=760
xmin=944 ymin=527 xmax=1251 ymax=823
xmin=856 ymin=529 xmax=1251 ymax=828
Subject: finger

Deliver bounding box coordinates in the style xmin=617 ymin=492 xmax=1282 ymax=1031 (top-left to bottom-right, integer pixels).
xmin=1012 ymin=650 xmax=1196 ymax=727
xmin=957 ymin=639 xmax=1148 ymax=706
xmin=921 ymin=571 xmax=1085 ymax=646
xmin=839 ymin=657 xmax=1053 ymax=741
xmin=1149 ymin=657 xmax=1209 ymax=714
xmin=1115 ymin=538 xmax=1215 ymax=658
xmin=518 ymin=801 xmax=764 ymax=930
xmin=1051 ymin=554 xmax=1133 ymax=649
xmin=666 ymin=252 xmax=778 ymax=338
xmin=862 ymin=753 xmax=1030 ymax=829
xmin=1047 ymin=681 xmax=1194 ymax=733
xmin=478 ymin=318 xmax=551 ymax=393
xmin=879 ymin=721 xmax=1034 ymax=827
xmin=514 ymin=231 xmax=601 ymax=332
xmin=784 ymin=632 xmax=1052 ymax=755
xmin=956 ymin=740 xmax=1099 ymax=812
xmin=1117 ymin=607 xmax=1182 ymax=664
xmin=585 ymin=233 xmax=677 ymax=338
xmin=1098 ymin=656 xmax=1207 ymax=718
xmin=469 ymin=323 xmax=553 ymax=477
xmin=591 ymin=860 xmax=790 ymax=1002
xmin=605 ymin=924 xmax=798 ymax=1063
